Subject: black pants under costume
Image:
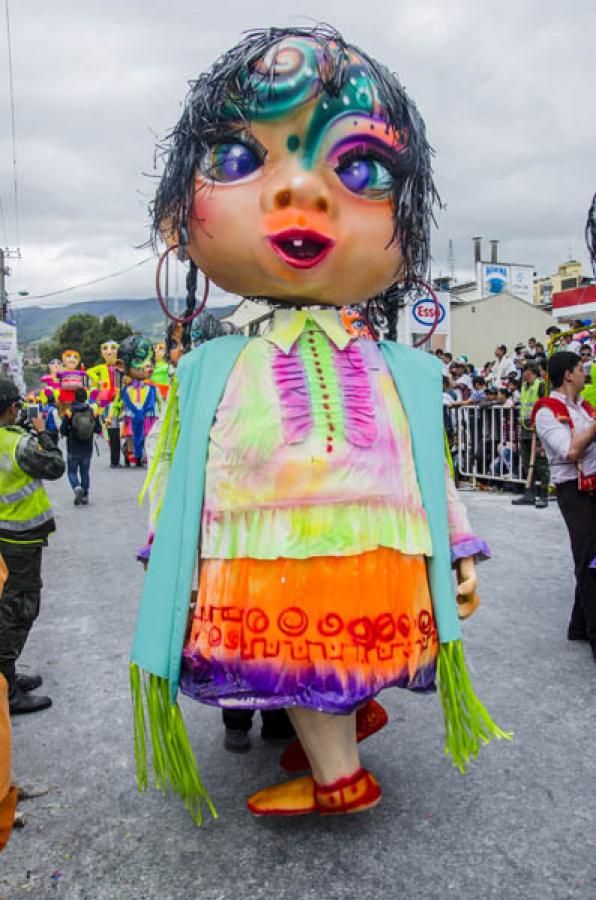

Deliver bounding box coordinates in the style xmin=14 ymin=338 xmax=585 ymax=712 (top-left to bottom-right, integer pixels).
xmin=108 ymin=427 xmax=121 ymax=466
xmin=222 ymin=708 xmax=295 ymax=738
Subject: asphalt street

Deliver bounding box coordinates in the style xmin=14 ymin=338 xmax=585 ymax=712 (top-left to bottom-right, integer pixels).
xmin=1 ymin=444 xmax=595 ymax=900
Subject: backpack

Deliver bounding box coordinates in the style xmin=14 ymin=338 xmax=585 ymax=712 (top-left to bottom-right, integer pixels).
xmin=71 ymin=406 xmax=96 ymax=441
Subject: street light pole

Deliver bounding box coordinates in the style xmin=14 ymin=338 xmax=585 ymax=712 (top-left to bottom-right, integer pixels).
xmin=0 ymin=247 xmax=6 ymax=322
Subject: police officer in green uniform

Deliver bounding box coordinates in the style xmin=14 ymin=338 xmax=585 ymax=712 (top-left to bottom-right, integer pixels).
xmin=512 ymin=363 xmax=550 ymax=509
xmin=0 ymin=378 xmax=65 ymax=714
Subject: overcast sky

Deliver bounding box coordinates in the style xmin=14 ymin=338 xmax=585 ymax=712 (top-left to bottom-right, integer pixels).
xmin=1 ymin=0 xmax=594 ymax=308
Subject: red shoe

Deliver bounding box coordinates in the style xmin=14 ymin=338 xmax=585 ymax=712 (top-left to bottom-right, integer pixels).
xmin=247 ymin=776 xmax=316 ymax=816
xmin=279 ymin=699 xmax=389 ymax=773
xmin=247 ymin=769 xmax=382 ymax=817
xmin=315 ymin=768 xmax=382 ymax=816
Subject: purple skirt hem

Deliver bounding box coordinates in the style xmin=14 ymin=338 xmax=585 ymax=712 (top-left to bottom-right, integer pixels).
xmin=179 ymin=654 xmax=437 ymax=715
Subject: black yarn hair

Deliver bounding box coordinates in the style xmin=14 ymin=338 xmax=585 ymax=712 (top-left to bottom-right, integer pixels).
xmin=547 ymin=351 xmax=581 ymax=389
xmin=586 ymin=193 xmax=596 ymax=276
xmin=165 ymin=261 xmax=199 ymax=360
xmin=151 ymin=24 xmax=440 ymax=320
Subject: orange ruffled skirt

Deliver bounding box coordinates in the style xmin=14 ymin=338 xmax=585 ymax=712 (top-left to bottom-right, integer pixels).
xmin=180 ymin=547 xmax=439 ymax=714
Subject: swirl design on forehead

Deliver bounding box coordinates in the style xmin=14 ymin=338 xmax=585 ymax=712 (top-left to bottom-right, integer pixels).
xmin=236 ymin=38 xmax=323 ymax=119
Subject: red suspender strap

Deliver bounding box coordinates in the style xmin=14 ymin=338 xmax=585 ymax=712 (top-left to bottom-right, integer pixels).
xmin=531 ymin=397 xmax=572 ymax=428
xmin=530 ymin=397 xmax=596 ymax=429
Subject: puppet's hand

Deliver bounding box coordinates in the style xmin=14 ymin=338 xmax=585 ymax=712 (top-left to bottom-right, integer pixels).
xmin=456 ymin=556 xmax=480 ymax=620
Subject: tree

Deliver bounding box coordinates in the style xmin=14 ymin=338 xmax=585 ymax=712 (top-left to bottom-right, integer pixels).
xmin=38 ymin=314 xmax=134 ymax=368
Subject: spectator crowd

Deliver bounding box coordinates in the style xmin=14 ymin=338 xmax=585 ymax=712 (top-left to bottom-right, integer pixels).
xmin=440 ymin=325 xmax=596 ymax=504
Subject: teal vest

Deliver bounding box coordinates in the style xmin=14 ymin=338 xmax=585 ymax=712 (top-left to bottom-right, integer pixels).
xmin=131 ymin=336 xmax=461 ymax=702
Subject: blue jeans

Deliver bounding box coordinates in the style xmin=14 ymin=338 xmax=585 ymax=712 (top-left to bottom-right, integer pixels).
xmin=67 ymin=452 xmax=91 ymax=495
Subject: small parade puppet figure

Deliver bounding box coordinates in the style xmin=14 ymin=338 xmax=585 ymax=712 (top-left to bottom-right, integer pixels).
xmin=131 ymin=26 xmax=509 ymax=825
xmin=40 ymin=358 xmax=62 ymax=394
xmin=57 ymin=350 xmax=88 ymax=405
xmin=150 ymin=342 xmax=170 ymax=400
xmin=87 ymin=340 xmax=122 ymax=413
xmin=119 ymin=337 xmax=157 ymax=467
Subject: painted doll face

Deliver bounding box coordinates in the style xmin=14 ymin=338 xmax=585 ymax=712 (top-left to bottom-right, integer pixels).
xmin=62 ymin=350 xmax=80 ymax=370
xmin=101 ymin=341 xmax=119 ymax=365
xmin=184 ymin=38 xmax=406 ymax=306
xmin=48 ymin=359 xmax=62 ymax=376
xmin=153 ymin=342 xmax=166 ymax=362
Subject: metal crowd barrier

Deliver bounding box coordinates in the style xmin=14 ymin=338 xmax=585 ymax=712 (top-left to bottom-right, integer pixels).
xmin=448 ymin=405 xmax=526 ymax=485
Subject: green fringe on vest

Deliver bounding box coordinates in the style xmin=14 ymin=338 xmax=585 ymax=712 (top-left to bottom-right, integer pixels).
xmin=437 ymin=640 xmax=512 ymax=772
xmin=129 ymin=663 xmax=217 ymax=826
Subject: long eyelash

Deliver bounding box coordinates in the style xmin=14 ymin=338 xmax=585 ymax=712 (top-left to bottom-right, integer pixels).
xmin=335 ymin=143 xmax=401 ymax=174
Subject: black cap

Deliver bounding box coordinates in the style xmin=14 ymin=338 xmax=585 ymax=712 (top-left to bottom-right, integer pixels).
xmin=0 ymin=377 xmax=21 ymax=405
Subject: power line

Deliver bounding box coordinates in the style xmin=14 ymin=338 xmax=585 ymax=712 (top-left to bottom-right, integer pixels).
xmin=4 ymin=0 xmax=20 ymax=248
xmin=22 ymin=256 xmax=154 ymax=301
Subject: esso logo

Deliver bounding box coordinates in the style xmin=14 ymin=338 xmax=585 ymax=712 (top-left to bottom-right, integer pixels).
xmin=412 ymin=298 xmax=445 ymax=328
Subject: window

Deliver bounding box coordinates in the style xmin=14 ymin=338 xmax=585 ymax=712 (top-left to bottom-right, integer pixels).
xmin=561 ymin=278 xmax=577 ymax=290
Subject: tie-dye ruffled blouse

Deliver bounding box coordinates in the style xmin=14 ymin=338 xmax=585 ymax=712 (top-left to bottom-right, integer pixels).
xmin=201 ymin=308 xmax=487 ymax=564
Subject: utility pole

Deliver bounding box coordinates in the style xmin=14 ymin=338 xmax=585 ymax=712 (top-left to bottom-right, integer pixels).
xmin=447 ymin=239 xmax=456 ymax=281
xmin=0 ymin=246 xmax=21 ymax=322
xmin=0 ymin=248 xmax=5 ymax=321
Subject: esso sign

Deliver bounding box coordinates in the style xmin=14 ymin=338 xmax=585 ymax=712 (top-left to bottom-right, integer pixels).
xmin=412 ymin=298 xmax=445 ymax=328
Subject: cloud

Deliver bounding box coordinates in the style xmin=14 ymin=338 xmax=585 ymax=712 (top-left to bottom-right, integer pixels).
xmin=1 ymin=0 xmax=594 ymax=308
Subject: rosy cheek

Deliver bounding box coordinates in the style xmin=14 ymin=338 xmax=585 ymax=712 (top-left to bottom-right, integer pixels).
xmin=190 ymin=184 xmax=214 ymax=229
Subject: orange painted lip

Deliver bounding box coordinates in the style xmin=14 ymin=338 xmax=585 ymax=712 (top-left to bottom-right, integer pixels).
xmin=268 ymin=228 xmax=335 ymax=270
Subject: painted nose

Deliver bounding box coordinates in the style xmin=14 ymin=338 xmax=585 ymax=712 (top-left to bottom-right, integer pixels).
xmin=263 ymin=171 xmax=331 ymax=215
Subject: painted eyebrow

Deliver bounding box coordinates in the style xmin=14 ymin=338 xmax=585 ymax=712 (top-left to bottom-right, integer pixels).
xmin=205 ymin=126 xmax=268 ymax=159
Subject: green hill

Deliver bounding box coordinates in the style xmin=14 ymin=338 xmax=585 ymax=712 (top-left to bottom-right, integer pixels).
xmin=13 ymin=298 xmax=237 ymax=345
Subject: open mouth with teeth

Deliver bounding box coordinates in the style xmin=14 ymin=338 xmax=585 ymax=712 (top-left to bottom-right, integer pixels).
xmin=268 ymin=229 xmax=335 ymax=269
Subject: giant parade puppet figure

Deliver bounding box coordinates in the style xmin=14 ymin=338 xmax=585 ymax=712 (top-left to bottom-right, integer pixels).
xmin=57 ymin=350 xmax=88 ymax=405
xmin=87 ymin=340 xmax=122 ymax=413
xmin=130 ymin=26 xmax=509 ymax=825
xmin=119 ymin=336 xmax=157 ymax=467
xmin=40 ymin=358 xmax=63 ymax=395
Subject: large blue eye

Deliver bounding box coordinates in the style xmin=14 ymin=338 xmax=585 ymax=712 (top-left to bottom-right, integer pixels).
xmin=201 ymin=142 xmax=263 ymax=183
xmin=336 ymin=158 xmax=393 ymax=198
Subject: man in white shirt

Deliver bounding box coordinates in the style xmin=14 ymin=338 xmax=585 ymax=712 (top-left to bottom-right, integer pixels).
xmin=490 ymin=345 xmax=516 ymax=387
xmin=535 ymin=351 xmax=596 ymax=662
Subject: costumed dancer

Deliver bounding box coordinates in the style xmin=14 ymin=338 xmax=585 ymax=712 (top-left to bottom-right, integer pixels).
xmin=87 ymin=340 xmax=122 ymax=413
xmin=150 ymin=342 xmax=170 ymax=400
xmin=57 ymin=350 xmax=88 ymax=406
xmin=130 ymin=27 xmax=509 ymax=825
xmin=39 ymin=358 xmax=62 ymax=395
xmin=119 ymin=337 xmax=157 ymax=467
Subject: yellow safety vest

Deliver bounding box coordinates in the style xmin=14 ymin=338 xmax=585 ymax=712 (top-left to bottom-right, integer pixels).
xmin=520 ymin=378 xmax=543 ymax=430
xmin=581 ymin=363 xmax=596 ymax=407
xmin=0 ymin=426 xmax=53 ymax=533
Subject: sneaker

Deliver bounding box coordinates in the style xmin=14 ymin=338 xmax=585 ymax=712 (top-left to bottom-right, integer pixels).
xmin=73 ymin=486 xmax=83 ymax=506
xmin=81 ymin=494 xmax=89 ymax=506
xmin=534 ymin=496 xmax=548 ymax=509
xmin=9 ymin=688 xmax=52 ymax=715
xmin=15 ymin=672 xmax=43 ymax=693
xmin=512 ymin=492 xmax=534 ymax=506
xmin=224 ymin=728 xmax=251 ymax=753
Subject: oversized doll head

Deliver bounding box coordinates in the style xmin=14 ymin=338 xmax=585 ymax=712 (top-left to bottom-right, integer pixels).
xmin=153 ymin=26 xmax=437 ymax=318
xmin=48 ymin=358 xmax=62 ymax=377
xmin=118 ymin=336 xmax=154 ymax=380
xmin=101 ymin=340 xmax=119 ymax=365
xmin=62 ymin=349 xmax=81 ymax=371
